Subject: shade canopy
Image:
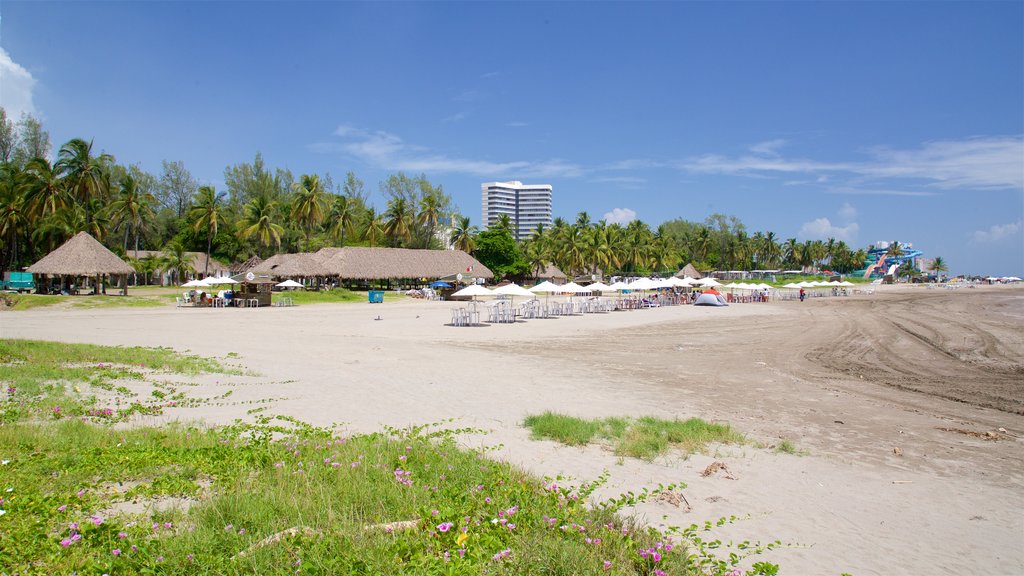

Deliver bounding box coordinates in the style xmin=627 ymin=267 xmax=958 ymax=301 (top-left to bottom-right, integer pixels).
xmin=606 ymin=281 xmax=629 ymax=291
xmin=429 ymin=281 xmax=452 ymax=288
xmin=492 ymin=283 xmax=535 ymax=297
xmin=628 ymin=278 xmax=658 ymax=290
xmin=529 ymin=280 xmax=563 ymax=293
xmin=27 ymin=231 xmax=134 ymax=277
xmin=204 ymin=276 xmax=239 ymax=285
xmin=695 ymin=278 xmax=721 ymax=287
xmin=276 ymin=279 xmax=304 ymax=288
xmin=586 ymin=281 xmax=611 ymax=292
xmin=451 ymin=284 xmax=494 ymax=298
xmin=182 ymin=279 xmax=207 ymax=288
xmin=560 ymin=282 xmax=588 ymax=293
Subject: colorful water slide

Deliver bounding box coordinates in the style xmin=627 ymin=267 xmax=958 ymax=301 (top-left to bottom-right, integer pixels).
xmin=863 ymin=256 xmax=886 ymax=279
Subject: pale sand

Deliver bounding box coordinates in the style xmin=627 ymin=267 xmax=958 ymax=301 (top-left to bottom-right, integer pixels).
xmin=3 ymin=285 xmax=1023 ymax=575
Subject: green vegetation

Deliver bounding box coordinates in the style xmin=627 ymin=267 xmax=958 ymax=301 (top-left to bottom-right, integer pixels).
xmin=272 ymin=288 xmax=406 ymax=306
xmin=524 ymin=412 xmax=745 ymax=460
xmin=774 ymin=440 xmax=800 ymax=455
xmin=1 ymin=292 xmax=175 ymax=311
xmin=0 ymin=339 xmax=785 ymax=574
xmin=2 ymin=106 xmax=872 ymax=286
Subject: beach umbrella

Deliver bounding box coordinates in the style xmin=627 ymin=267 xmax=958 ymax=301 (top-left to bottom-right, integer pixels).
xmin=492 ymin=283 xmax=534 ymax=298
xmin=529 ymin=280 xmax=562 ymax=293
xmin=696 ymin=278 xmax=721 ymax=287
xmin=451 ymin=284 xmax=494 ymax=301
xmin=666 ymin=276 xmax=692 ymax=288
xmin=429 ymin=281 xmax=452 ymax=288
xmin=561 ymin=282 xmax=588 ymax=294
xmin=276 ymin=279 xmax=304 ymax=289
xmin=205 ymin=276 xmax=239 ymax=285
xmin=838 ymin=281 xmax=855 ymax=287
xmin=606 ymin=281 xmax=629 ymax=291
xmin=628 ymin=278 xmax=658 ymax=291
xmin=586 ymin=281 xmax=611 ymax=292
xmin=182 ymin=279 xmax=206 ymax=288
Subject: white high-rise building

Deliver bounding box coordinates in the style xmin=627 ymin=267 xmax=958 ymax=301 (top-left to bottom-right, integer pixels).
xmin=481 ymin=181 xmax=553 ymax=241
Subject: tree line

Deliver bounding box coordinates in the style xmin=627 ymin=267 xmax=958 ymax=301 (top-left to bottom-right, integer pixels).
xmin=1 ymin=107 xmax=882 ymax=283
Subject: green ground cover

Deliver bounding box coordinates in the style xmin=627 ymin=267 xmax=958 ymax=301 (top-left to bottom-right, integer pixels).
xmin=523 ymin=412 xmax=746 ymax=460
xmin=0 ymin=340 xmax=784 ymax=575
xmin=272 ymin=288 xmax=406 ymax=306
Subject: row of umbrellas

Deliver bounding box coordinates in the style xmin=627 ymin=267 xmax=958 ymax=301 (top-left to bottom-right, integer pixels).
xmin=182 ymin=277 xmax=304 ymax=289
xmin=450 ymin=276 xmax=721 ymax=300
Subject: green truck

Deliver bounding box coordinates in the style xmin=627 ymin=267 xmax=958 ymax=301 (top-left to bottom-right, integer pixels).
xmin=1 ymin=272 xmax=35 ymax=293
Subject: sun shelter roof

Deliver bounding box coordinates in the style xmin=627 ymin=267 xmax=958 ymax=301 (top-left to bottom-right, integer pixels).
xmin=27 ymin=232 xmax=134 ymax=276
xmin=560 ymin=282 xmax=589 ymax=293
xmin=492 ymin=283 xmax=535 ymax=297
xmin=249 ymin=253 xmax=332 ymax=278
xmin=586 ymin=281 xmax=612 ymax=291
xmin=317 ymin=247 xmax=493 ymax=281
xmin=452 ymin=284 xmax=494 ymax=298
xmin=675 ymin=263 xmax=702 ymax=279
xmin=606 ymin=281 xmax=629 ymax=291
xmin=529 ymin=280 xmax=563 ymax=293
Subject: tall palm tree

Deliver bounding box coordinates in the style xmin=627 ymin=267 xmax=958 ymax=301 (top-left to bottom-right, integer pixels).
xmin=238 ymin=195 xmax=285 ymax=255
xmin=290 ymin=174 xmax=327 ymax=250
xmin=110 ymin=174 xmax=156 ymax=285
xmin=491 ymin=213 xmax=514 ymax=235
xmin=327 ymin=194 xmax=358 ymax=247
xmin=559 ymin=225 xmax=587 ymax=277
xmin=364 ymin=208 xmax=386 ymax=247
xmin=0 ymin=165 xmax=27 ymax=269
xmin=449 ymin=215 xmax=477 ymax=253
xmin=383 ymin=197 xmax=412 ymax=247
xmin=783 ymin=238 xmax=801 ymax=268
xmin=161 ymin=240 xmax=194 ymax=285
xmin=55 ymin=138 xmax=113 ymax=229
xmin=417 ymin=193 xmax=443 ymax=249
xmin=931 ymin=256 xmax=948 ymax=280
xmin=189 ymin=185 xmax=226 ymax=276
xmin=24 ymin=158 xmax=68 ymax=222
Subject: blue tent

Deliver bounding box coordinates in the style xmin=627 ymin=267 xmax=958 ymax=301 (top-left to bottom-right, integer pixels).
xmin=430 ymin=281 xmax=452 ymax=288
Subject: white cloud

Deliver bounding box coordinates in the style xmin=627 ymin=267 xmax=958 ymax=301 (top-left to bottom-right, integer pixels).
xmin=0 ymin=48 xmax=37 ymax=119
xmin=798 ymin=217 xmax=859 ymax=242
xmin=441 ymin=112 xmax=469 ymax=123
xmin=480 ymin=71 xmax=500 ymax=79
xmin=749 ymin=139 xmax=787 ymax=156
xmin=971 ymin=220 xmax=1022 ymax=243
xmin=838 ymin=202 xmax=857 ymax=223
xmin=505 ymin=121 xmax=528 ymax=127
xmin=824 ymin=186 xmax=939 ymax=197
xmin=603 ymin=208 xmax=637 ymax=225
xmin=322 ymin=124 xmax=584 ymax=178
xmin=680 ymin=136 xmax=1024 ymax=191
xmin=592 ymin=176 xmax=647 ymax=185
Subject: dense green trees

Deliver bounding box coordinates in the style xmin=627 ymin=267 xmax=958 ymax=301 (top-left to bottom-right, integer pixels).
xmin=0 ymin=106 xmax=882 ymax=283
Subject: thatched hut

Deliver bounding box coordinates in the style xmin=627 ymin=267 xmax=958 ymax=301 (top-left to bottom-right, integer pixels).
xmin=317 ymin=247 xmax=492 ymax=288
xmin=27 ymin=232 xmax=134 ymax=295
xmin=231 ymin=272 xmax=277 ymax=307
xmin=533 ymin=263 xmax=567 ymax=284
xmin=249 ymin=253 xmax=332 ymax=286
xmin=675 ymin=263 xmax=702 ymax=279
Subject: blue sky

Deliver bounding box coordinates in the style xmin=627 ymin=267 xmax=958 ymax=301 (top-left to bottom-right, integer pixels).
xmin=1 ymin=1 xmax=1022 ymax=275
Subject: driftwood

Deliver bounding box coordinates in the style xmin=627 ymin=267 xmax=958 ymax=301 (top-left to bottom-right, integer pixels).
xmin=233 ymin=527 xmax=322 ymax=559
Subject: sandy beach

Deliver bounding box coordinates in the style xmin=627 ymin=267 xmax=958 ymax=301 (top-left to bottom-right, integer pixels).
xmin=3 ymin=285 xmax=1022 ymax=575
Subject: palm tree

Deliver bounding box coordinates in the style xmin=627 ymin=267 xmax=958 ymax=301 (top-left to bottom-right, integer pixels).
xmin=0 ymin=165 xmax=27 ymax=269
xmin=327 ymin=194 xmax=358 ymax=247
xmin=161 ymin=240 xmax=194 ymax=285
xmin=931 ymin=256 xmax=948 ymax=280
xmin=417 ymin=193 xmax=443 ymax=249
xmin=491 ymin=213 xmax=514 ymax=235
xmin=24 ymin=158 xmax=67 ymax=222
xmin=783 ymin=238 xmax=801 ymax=268
xmin=449 ymin=215 xmax=477 ymax=253
xmin=238 ymin=195 xmax=285 ymax=255
xmin=290 ymin=174 xmax=327 ymax=250
xmin=383 ymin=197 xmax=412 ymax=247
xmin=55 ymin=138 xmax=113 ymax=229
xmin=110 ymin=174 xmax=156 ymax=285
xmin=364 ymin=208 xmax=386 ymax=247
xmin=189 ymin=185 xmax=226 ymax=276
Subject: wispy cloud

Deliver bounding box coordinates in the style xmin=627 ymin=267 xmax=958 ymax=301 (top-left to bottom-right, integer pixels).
xmin=320 ymin=124 xmax=585 ymax=178
xmin=441 ymin=111 xmax=469 ymax=123
xmin=798 ymin=217 xmax=859 ymax=242
xmin=505 ymin=121 xmax=528 ymax=128
xmin=838 ymin=202 xmax=857 ymax=223
xmin=0 ymin=48 xmax=37 ymax=119
xmin=971 ymin=220 xmax=1022 ymax=243
xmin=680 ymin=136 xmax=1024 ymax=191
xmin=603 ymin=208 xmax=637 ymax=225
xmin=452 ymin=89 xmax=482 ymax=103
xmin=825 ymin=186 xmax=940 ymax=197
xmin=480 ymin=71 xmax=500 ymax=79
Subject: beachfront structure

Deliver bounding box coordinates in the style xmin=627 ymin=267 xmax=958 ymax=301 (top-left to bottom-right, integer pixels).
xmin=27 ymin=231 xmax=134 ymax=294
xmin=481 ymin=181 xmax=553 ymax=241
xmin=317 ymin=247 xmax=493 ymax=283
xmin=127 ymin=249 xmax=231 ymax=285
xmin=861 ymin=241 xmax=924 ymax=278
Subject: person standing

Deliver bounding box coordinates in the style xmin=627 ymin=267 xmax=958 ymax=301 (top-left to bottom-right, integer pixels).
xmin=799 ymin=288 xmax=805 ymax=302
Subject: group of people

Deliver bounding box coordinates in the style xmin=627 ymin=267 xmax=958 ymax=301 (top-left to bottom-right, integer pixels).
xmin=185 ymin=289 xmax=235 ymax=306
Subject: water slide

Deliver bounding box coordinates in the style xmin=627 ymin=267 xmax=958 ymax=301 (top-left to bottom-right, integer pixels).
xmin=863 ymin=256 xmax=886 ymax=279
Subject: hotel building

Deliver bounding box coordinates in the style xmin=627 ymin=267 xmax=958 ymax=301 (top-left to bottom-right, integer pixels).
xmin=480 ymin=181 xmax=553 ymax=241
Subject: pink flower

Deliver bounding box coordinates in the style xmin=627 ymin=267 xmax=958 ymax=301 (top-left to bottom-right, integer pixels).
xmin=437 ymin=522 xmax=454 ymax=533
xmin=60 ymin=538 xmax=72 ymax=548
xmin=118 ymin=531 xmax=128 ymax=539
xmin=111 ymin=548 xmax=121 ymax=556
xmin=57 ymin=505 xmax=67 ymax=512
xmin=91 ymin=515 xmax=103 ymax=526
xmin=603 ymin=560 xmax=612 ymax=570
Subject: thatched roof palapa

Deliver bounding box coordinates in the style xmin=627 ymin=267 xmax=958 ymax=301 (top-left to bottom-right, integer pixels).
xmin=249 ymin=253 xmax=332 ymax=278
xmin=675 ymin=263 xmax=702 ymax=279
xmin=28 ymin=232 xmax=134 ymax=276
xmin=317 ymin=247 xmax=493 ymax=281
xmin=534 ymin=263 xmax=567 ymax=283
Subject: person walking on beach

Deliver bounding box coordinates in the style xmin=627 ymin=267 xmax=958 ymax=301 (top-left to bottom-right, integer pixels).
xmin=799 ymin=288 xmax=805 ymax=302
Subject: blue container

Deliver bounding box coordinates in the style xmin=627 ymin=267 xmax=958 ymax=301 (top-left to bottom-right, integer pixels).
xmin=368 ymin=290 xmax=384 ymax=303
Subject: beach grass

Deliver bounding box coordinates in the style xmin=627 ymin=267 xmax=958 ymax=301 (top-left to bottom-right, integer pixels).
xmin=524 ymin=411 xmax=745 ymax=459
xmin=272 ymin=288 xmax=407 ymax=306
xmin=0 ymin=339 xmax=784 ymax=574
xmin=1 ymin=292 xmax=176 ymax=311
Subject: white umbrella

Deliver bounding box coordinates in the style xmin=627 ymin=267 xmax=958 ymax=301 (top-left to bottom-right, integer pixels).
xmin=606 ymin=281 xmax=630 ymax=291
xmin=452 ymin=284 xmax=493 ymax=300
xmin=492 ymin=283 xmax=534 ymax=298
xmin=666 ymin=276 xmax=692 ymax=288
xmin=628 ymin=278 xmax=658 ymax=290
xmin=276 ymin=279 xmax=304 ymax=289
xmin=561 ymin=282 xmax=588 ymax=294
xmin=205 ymin=276 xmax=239 ymax=285
xmin=182 ymin=279 xmax=206 ymax=288
xmin=529 ymin=280 xmax=563 ymax=293
xmin=839 ymin=281 xmax=855 ymax=287
xmin=696 ymin=278 xmax=721 ymax=287
xmin=586 ymin=281 xmax=611 ymax=292
xmin=782 ymin=283 xmax=801 ymax=289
